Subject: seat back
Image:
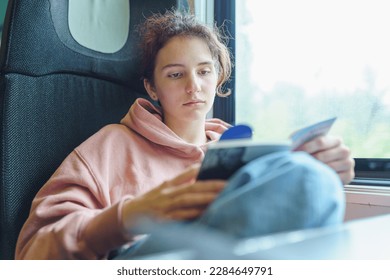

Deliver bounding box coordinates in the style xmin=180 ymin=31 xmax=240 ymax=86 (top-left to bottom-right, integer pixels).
xmin=0 ymin=0 xmax=185 ymax=260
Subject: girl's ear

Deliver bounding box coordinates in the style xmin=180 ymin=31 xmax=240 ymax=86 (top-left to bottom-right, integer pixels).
xmin=144 ymin=79 xmax=158 ymax=101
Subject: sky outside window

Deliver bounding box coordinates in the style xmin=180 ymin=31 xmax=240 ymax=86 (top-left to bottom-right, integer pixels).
xmin=236 ymin=0 xmax=390 ymax=158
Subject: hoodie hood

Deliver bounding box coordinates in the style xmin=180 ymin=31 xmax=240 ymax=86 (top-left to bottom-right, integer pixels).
xmin=120 ymin=98 xmax=230 ymax=155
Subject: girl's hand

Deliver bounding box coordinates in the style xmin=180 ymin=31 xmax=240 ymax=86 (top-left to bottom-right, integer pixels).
xmin=295 ymin=135 xmax=355 ymax=184
xmin=122 ymin=164 xmax=226 ymax=230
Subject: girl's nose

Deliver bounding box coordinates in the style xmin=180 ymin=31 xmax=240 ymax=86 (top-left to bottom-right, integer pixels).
xmin=186 ymin=74 xmax=201 ymax=94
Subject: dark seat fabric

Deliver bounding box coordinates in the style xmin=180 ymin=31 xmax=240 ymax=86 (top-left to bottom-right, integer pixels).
xmin=0 ymin=0 xmax=183 ymax=260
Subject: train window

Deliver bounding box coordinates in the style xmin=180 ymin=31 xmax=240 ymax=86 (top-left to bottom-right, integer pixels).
xmin=232 ymin=0 xmax=390 ymax=184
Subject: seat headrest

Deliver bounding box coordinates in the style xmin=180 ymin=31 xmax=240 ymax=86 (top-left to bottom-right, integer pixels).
xmin=1 ymin=0 xmax=180 ymax=93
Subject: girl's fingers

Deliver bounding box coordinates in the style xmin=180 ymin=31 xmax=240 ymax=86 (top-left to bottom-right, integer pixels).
xmin=166 ymin=164 xmax=201 ymax=186
xmin=311 ymin=144 xmax=351 ymax=164
xmin=338 ymin=169 xmax=356 ymax=185
xmin=326 ymin=157 xmax=355 ymax=173
xmin=297 ymin=136 xmax=341 ymax=154
xmin=325 ymin=158 xmax=355 ymax=184
xmin=167 ymin=192 xmax=220 ymax=209
xmin=167 ymin=180 xmax=226 ymax=197
xmin=164 ymin=207 xmax=205 ymax=220
xmin=296 ymin=135 xmax=355 ymax=185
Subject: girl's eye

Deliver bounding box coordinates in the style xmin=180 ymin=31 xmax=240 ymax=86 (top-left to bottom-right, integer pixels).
xmin=168 ymin=72 xmax=182 ymax=79
xmin=199 ymin=69 xmax=211 ymax=76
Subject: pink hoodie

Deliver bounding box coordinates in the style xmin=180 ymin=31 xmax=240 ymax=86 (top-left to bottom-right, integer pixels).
xmin=15 ymin=98 xmax=230 ymax=259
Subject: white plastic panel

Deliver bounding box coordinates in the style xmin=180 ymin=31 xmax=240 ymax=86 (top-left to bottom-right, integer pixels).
xmin=68 ymin=0 xmax=129 ymax=53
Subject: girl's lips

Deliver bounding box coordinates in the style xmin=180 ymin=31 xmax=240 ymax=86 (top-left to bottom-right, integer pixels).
xmin=183 ymin=100 xmax=205 ymax=106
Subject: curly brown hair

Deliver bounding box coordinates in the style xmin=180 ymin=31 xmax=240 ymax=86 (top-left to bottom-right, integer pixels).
xmin=137 ymin=10 xmax=232 ymax=96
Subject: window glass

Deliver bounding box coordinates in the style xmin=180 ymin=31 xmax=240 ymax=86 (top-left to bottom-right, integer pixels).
xmin=68 ymin=0 xmax=130 ymax=53
xmin=236 ymin=0 xmax=390 ymax=158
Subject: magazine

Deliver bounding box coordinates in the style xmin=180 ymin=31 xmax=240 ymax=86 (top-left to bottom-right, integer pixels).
xmin=197 ymin=117 xmax=337 ymax=180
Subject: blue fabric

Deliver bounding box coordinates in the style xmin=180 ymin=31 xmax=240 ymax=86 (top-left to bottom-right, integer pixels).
xmin=114 ymin=151 xmax=345 ymax=259
xmin=195 ymin=151 xmax=345 ymax=237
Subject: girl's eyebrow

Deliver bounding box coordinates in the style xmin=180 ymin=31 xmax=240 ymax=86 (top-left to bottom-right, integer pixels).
xmin=161 ymin=63 xmax=184 ymax=70
xmin=161 ymin=61 xmax=214 ymax=71
xmin=198 ymin=61 xmax=214 ymax=67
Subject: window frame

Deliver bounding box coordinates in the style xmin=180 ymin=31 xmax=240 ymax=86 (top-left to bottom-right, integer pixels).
xmin=213 ymin=0 xmax=390 ymax=185
xmin=212 ymin=0 xmax=235 ymax=124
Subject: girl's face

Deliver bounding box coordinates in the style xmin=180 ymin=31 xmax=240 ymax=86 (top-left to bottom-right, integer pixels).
xmin=144 ymin=36 xmax=218 ymax=125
